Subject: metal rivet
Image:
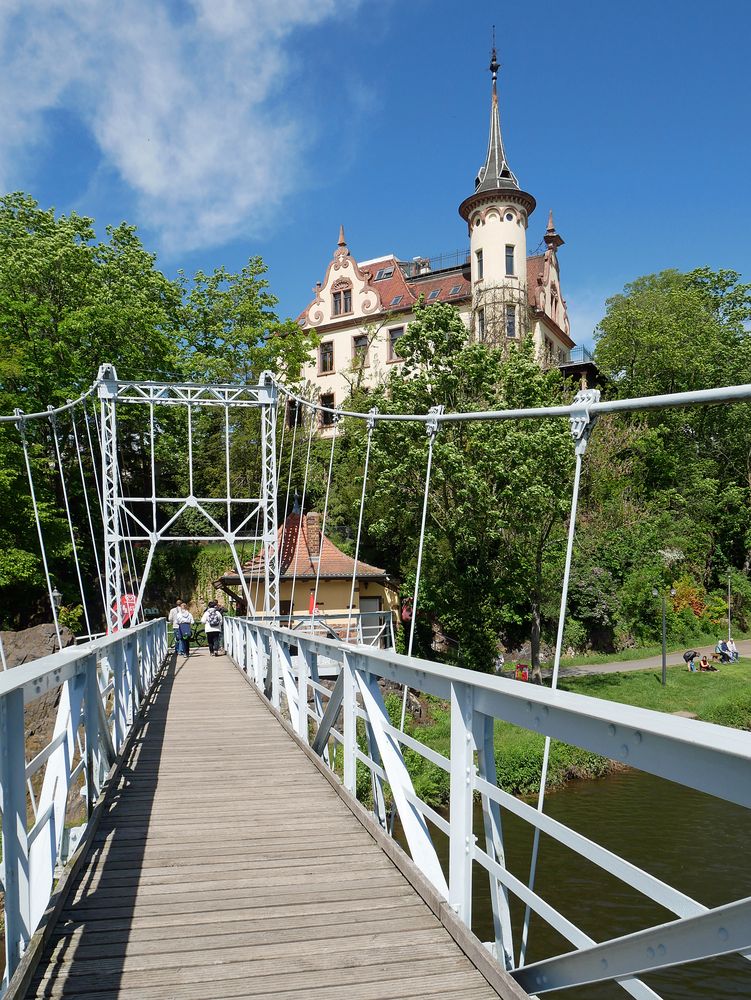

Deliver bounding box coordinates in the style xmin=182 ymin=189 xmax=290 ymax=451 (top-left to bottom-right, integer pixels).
xmin=657 ymin=944 xmax=666 ymax=956
xmin=647 ymin=947 xmax=655 ymax=959
xmin=718 ymin=927 xmax=729 ymax=941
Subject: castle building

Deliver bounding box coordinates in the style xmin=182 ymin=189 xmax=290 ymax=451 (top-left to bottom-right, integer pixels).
xmin=297 ymin=47 xmax=589 ymax=427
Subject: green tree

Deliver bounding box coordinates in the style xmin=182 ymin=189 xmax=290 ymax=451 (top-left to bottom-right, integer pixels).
xmin=330 ymin=302 xmax=577 ymax=673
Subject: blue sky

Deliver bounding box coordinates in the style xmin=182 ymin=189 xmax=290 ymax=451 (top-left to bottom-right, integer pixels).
xmin=1 ymin=0 xmax=749 ymax=348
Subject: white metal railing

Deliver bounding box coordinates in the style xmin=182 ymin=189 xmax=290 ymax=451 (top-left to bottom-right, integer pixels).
xmin=253 ymin=610 xmax=396 ymax=648
xmin=0 ymin=619 xmax=168 ymax=990
xmin=224 ymin=617 xmax=751 ymax=998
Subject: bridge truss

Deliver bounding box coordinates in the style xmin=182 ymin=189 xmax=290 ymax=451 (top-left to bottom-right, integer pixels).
xmin=97 ymin=364 xmax=280 ymax=627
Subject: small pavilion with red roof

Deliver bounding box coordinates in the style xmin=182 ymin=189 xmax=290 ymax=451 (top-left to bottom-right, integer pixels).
xmin=217 ymin=508 xmax=398 ymax=624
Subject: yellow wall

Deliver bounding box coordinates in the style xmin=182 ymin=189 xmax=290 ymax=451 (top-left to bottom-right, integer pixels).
xmin=245 ymin=576 xmax=398 ymax=618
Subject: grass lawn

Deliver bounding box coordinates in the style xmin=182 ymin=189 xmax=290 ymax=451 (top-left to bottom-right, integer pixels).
xmin=392 ymin=657 xmax=751 ymax=804
xmin=558 ymin=630 xmax=751 ymax=668
xmin=560 ymin=657 xmax=751 ymax=729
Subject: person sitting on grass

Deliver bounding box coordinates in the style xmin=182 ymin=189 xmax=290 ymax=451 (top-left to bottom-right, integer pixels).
xmin=699 ymin=655 xmax=718 ymax=672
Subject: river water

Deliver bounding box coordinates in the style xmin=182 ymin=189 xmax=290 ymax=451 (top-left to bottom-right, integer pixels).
xmin=398 ymin=768 xmax=751 ymax=999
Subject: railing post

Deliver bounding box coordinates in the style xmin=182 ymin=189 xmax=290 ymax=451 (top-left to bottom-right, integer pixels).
xmin=270 ymin=634 xmax=281 ymax=709
xmin=297 ymin=642 xmax=311 ymax=742
xmin=0 ymin=688 xmax=31 ymax=980
xmin=342 ymin=651 xmax=357 ymax=794
xmin=474 ymin=711 xmax=515 ymax=970
xmin=84 ymin=653 xmax=101 ymax=816
xmin=449 ymin=680 xmax=475 ymax=926
xmin=112 ymin=641 xmax=129 ymax=750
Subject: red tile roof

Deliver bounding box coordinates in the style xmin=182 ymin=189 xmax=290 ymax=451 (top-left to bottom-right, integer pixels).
xmin=221 ymin=512 xmax=388 ymax=583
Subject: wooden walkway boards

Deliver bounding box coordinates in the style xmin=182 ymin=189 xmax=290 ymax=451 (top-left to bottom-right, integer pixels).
xmin=26 ymin=649 xmax=508 ymax=999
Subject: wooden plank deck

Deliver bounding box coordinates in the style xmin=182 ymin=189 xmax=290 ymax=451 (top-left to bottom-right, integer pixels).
xmin=26 ymin=648 xmax=513 ymax=999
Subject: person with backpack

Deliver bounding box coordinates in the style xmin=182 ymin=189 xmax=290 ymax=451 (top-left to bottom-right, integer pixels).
xmin=175 ymin=602 xmax=194 ymax=656
xmin=201 ymin=600 xmax=224 ymax=656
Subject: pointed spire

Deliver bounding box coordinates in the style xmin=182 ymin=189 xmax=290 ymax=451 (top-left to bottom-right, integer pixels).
xmin=544 ymin=209 xmax=564 ymax=251
xmin=475 ymin=34 xmax=518 ymax=193
xmin=337 ymin=224 xmax=346 ymax=248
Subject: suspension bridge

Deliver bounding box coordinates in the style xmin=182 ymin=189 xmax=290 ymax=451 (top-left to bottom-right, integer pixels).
xmin=1 ymin=367 xmax=751 ymax=999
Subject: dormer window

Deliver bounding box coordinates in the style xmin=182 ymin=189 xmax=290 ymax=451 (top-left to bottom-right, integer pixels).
xmin=375 ymin=267 xmax=394 ymax=280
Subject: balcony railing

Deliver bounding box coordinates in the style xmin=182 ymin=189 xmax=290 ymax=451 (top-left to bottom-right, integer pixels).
xmin=400 ymin=249 xmax=470 ymax=278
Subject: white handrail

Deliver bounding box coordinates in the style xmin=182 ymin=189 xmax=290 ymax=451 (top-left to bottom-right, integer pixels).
xmin=0 ymin=619 xmax=168 ymax=989
xmin=224 ymin=617 xmax=751 ymax=996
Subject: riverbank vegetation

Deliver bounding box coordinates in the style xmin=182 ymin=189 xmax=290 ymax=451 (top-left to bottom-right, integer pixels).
xmin=388 ymin=658 xmax=751 ymax=805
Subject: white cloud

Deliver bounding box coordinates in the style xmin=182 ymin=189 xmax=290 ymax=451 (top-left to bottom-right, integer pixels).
xmin=0 ymin=0 xmax=360 ymax=250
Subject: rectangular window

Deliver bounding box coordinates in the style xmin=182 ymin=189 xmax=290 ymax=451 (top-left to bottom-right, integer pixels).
xmin=478 ymin=308 xmax=485 ymax=341
xmin=286 ymin=400 xmax=303 ymax=428
xmin=428 ymin=289 xmax=440 ymax=300
xmin=320 ymin=392 xmax=335 ymax=426
xmin=505 ymin=245 xmax=515 ymax=276
xmin=353 ymin=333 xmax=369 ymax=365
xmin=505 ymin=305 xmax=516 ymax=338
xmin=388 ymin=327 xmax=404 ymax=361
xmin=332 ymin=289 xmax=352 ymax=315
xmin=449 ymin=284 xmax=461 ymax=295
xmin=476 ymin=249 xmax=484 ymax=280
xmin=319 ymin=341 xmax=334 ymax=373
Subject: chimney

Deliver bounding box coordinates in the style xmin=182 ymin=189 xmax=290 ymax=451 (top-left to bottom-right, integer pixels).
xmin=307 ymin=512 xmax=322 ymax=559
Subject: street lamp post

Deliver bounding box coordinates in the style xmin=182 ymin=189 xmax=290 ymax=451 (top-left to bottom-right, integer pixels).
xmin=51 ymin=587 xmax=62 ymax=611
xmin=653 ymin=586 xmax=676 ymax=687
xmin=728 ymin=571 xmax=732 ymax=642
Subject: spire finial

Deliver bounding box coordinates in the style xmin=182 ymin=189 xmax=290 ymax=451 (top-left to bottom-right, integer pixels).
xmin=544 ymin=209 xmax=564 ymax=251
xmin=337 ymin=224 xmax=346 ymax=248
xmin=489 ymin=26 xmax=499 ymax=81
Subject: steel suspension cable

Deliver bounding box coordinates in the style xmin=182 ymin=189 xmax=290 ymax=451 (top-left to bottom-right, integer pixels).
xmin=0 ymin=380 xmax=99 ymax=424
xmin=70 ymin=408 xmax=106 ymax=615
xmin=518 ymin=433 xmax=588 ymax=968
xmin=346 ymin=409 xmax=377 ymax=642
xmin=15 ymin=413 xmax=63 ymax=649
xmin=312 ymin=412 xmax=341 ymax=615
xmin=48 ymin=408 xmax=92 ymax=637
xmin=398 ymin=408 xmax=442 ymax=731
xmin=287 ymin=404 xmax=316 ymax=627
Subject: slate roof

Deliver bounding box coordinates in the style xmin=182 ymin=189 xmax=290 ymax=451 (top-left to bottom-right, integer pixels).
xmin=220 ymin=512 xmax=388 ymax=584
